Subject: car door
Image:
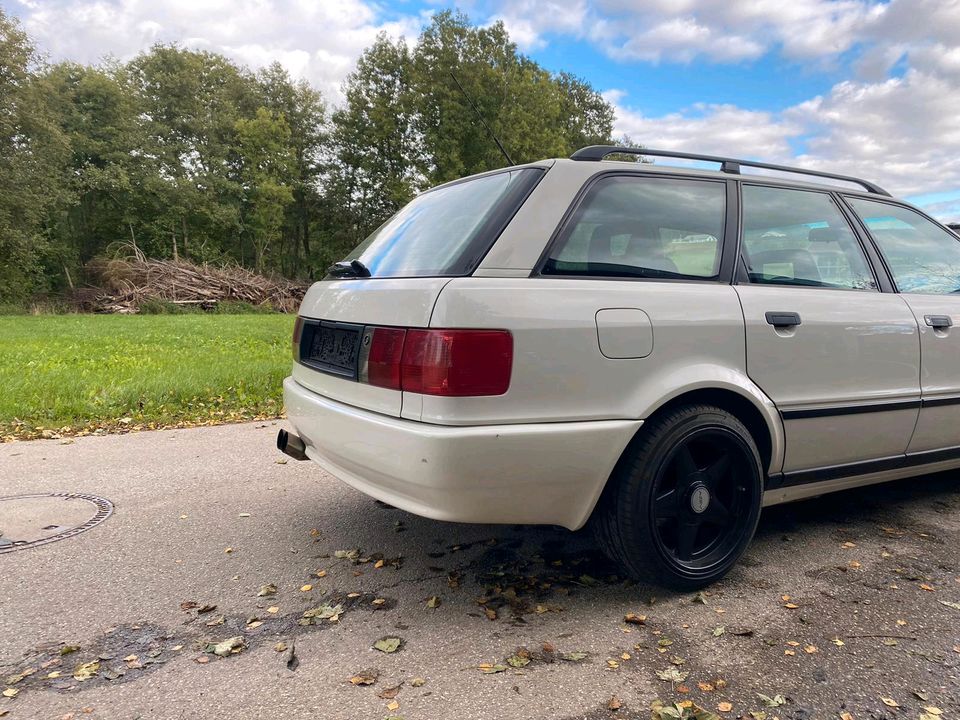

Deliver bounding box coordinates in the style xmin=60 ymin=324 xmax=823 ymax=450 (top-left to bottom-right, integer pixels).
xmin=845 ymin=196 xmax=960 ymax=454
xmin=734 ymin=184 xmax=921 ymax=477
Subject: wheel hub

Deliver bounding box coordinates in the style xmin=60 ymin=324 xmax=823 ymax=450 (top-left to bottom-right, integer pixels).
xmin=687 ymin=482 xmax=711 ymax=514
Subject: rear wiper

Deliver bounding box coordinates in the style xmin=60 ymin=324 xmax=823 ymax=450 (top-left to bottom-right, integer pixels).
xmin=327 ymin=259 xmax=371 ymax=278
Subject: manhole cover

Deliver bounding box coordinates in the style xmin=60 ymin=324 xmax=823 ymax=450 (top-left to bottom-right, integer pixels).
xmin=0 ymin=493 xmax=113 ymax=553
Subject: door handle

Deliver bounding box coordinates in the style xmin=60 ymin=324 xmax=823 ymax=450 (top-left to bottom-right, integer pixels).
xmin=765 ymin=311 xmax=802 ymax=328
xmin=925 ymin=315 xmax=953 ymax=329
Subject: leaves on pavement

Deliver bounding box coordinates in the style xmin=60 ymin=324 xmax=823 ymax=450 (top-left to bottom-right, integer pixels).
xmin=373 ymin=637 xmax=402 ymax=654
xmin=348 ymin=669 xmax=378 ymax=685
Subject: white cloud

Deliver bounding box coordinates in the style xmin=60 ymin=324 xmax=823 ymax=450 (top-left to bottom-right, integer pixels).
xmin=11 ymin=0 xmax=425 ymax=102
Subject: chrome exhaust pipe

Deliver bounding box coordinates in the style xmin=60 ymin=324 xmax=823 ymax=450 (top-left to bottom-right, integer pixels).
xmin=277 ymin=429 xmax=308 ymax=461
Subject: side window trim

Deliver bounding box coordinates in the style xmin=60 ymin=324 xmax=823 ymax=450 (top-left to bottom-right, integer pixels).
xmin=839 ymin=194 xmax=957 ymax=294
xmin=531 ymin=170 xmax=737 ymax=284
xmin=734 ymin=182 xmax=882 ymax=292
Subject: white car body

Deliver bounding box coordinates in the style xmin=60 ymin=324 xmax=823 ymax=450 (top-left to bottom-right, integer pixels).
xmin=282 ymin=148 xmax=960 ymax=585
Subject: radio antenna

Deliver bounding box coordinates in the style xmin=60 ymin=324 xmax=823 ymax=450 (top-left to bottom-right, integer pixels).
xmin=449 ymin=71 xmax=514 ymax=166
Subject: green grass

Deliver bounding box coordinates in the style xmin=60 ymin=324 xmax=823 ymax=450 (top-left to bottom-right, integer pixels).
xmin=0 ymin=314 xmax=294 ymax=439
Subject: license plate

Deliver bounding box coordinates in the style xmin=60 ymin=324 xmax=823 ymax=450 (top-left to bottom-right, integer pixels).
xmin=303 ymin=322 xmax=361 ymax=377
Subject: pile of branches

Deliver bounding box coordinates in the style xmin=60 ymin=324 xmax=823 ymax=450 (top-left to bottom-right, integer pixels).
xmin=81 ymin=246 xmax=309 ymax=313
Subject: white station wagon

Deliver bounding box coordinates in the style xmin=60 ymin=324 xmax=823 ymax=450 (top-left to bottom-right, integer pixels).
xmin=279 ymin=146 xmax=960 ymax=588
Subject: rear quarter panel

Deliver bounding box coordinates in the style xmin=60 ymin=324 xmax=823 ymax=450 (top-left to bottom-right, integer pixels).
xmin=421 ymin=278 xmax=783 ymax=473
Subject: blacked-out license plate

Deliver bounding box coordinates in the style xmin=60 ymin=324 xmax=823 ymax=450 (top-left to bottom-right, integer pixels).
xmin=305 ymin=324 xmax=361 ymax=376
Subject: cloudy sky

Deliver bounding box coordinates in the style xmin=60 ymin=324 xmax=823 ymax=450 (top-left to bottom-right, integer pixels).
xmin=8 ymin=0 xmax=960 ymax=219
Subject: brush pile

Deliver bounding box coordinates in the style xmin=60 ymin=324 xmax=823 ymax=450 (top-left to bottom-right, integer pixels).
xmin=81 ymin=247 xmax=309 ymax=313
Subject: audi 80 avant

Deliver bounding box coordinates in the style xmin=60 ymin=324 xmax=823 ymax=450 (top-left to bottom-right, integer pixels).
xmin=278 ymin=146 xmax=960 ymax=588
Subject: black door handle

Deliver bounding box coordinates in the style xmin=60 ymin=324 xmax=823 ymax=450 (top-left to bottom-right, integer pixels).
xmin=925 ymin=315 xmax=953 ymax=329
xmin=765 ymin=311 xmax=802 ymax=328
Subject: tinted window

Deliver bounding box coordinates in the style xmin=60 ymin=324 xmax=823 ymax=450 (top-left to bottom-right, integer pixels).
xmin=543 ymin=176 xmax=724 ymax=279
xmin=344 ymin=168 xmax=542 ymax=278
xmin=847 ymin=197 xmax=960 ymax=294
xmin=741 ymin=186 xmax=876 ymax=290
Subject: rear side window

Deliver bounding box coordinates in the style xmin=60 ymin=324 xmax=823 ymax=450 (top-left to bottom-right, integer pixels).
xmin=741 ymin=185 xmax=877 ymax=291
xmin=543 ymin=175 xmax=725 ymax=279
xmin=847 ymin=197 xmax=960 ymax=294
xmin=343 ymin=167 xmax=543 ymax=278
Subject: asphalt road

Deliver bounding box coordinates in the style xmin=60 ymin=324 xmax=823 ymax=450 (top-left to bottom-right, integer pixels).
xmin=1 ymin=421 xmax=959 ymax=720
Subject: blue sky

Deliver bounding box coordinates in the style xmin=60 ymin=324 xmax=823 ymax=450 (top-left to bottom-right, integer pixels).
xmin=10 ymin=0 xmax=960 ymax=218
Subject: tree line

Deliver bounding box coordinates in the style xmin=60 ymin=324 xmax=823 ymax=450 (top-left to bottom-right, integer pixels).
xmin=0 ymin=10 xmax=615 ymax=306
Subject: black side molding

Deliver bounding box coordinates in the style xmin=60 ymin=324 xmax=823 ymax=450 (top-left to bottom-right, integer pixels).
xmin=767 ymin=445 xmax=960 ymax=490
xmin=781 ymin=399 xmax=921 ymax=420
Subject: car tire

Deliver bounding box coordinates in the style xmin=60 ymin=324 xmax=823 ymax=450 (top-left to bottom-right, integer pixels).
xmin=593 ymin=404 xmax=764 ymax=590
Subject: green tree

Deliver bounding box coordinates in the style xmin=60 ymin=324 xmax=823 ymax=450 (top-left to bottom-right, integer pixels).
xmin=257 ymin=63 xmax=327 ymax=273
xmin=235 ymin=107 xmax=295 ymax=272
xmin=0 ymin=10 xmax=70 ymax=303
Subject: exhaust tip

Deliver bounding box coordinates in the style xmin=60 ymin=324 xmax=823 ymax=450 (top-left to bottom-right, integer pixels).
xmin=277 ymin=429 xmax=308 ymax=461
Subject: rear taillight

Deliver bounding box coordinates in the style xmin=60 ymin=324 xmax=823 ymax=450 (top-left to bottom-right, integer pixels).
xmin=292 ymin=316 xmax=304 ymax=360
xmin=401 ymin=329 xmax=513 ymax=396
xmin=361 ymin=327 xmax=406 ymax=390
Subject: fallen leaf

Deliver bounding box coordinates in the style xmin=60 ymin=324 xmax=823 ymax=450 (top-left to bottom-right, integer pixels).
xmin=372 ymin=598 xmax=387 ymax=606
xmin=247 ymin=621 xmax=263 ymax=629
xmin=713 ymin=626 xmax=726 ymax=637
xmin=374 ymin=637 xmax=402 ymax=654
xmin=804 ymin=645 xmax=818 ymax=654
xmin=267 ymin=606 xmax=279 ymax=614
xmin=841 ymin=541 xmax=856 ymax=548
xmin=484 ymin=608 xmax=497 ymax=621
xmin=920 ymin=584 xmax=935 ymax=592
xmin=757 ymin=693 xmax=786 ymax=708
xmin=2 ymin=689 xmax=18 ymax=698
xmin=938 ymin=600 xmax=960 ymax=610
xmin=374 ymin=559 xmax=385 ymax=569
xmin=379 ymin=684 xmax=402 ymax=699
xmin=238 ymin=513 xmax=251 ymax=518
xmin=624 ymin=613 xmax=647 ymax=624
xmin=300 ymin=584 xmax=313 ymax=592
xmin=205 ymin=615 xmax=225 ymax=627
xmin=561 ymin=651 xmax=588 ymax=662
xmin=348 ymin=669 xmax=378 ymax=685
xmin=60 ymin=645 xmax=81 ymax=656
xmin=839 ymin=713 xmax=854 ymax=720
xmin=196 ymin=604 xmax=216 ymax=614
xmin=195 ymin=656 xmax=210 ymax=664
xmin=698 ymin=682 xmax=716 ymax=691
xmin=224 ymin=547 xmax=233 ymax=554
xmin=274 ymin=642 xmax=287 ymax=653
xmin=73 ymin=661 xmax=100 ymax=681
xmin=316 ymin=570 xmax=327 ymax=578
xmin=122 ymin=654 xmax=138 ymax=663
xmin=207 ymin=637 xmax=245 ymax=657
xmin=694 ymin=591 xmax=709 ymax=605
xmin=608 ymin=697 xmax=622 ymax=710
xmin=656 ymin=667 xmax=688 ymax=683
xmin=386 ymin=700 xmax=399 ymax=711
xmin=477 ymin=663 xmax=508 ymax=673
xmin=913 ymin=692 xmax=930 ymax=702
xmin=410 ymin=677 xmax=426 ymax=687
xmin=923 ymin=707 xmax=943 ymax=716
xmin=506 ymin=654 xmax=530 ymax=668
xmin=718 ymin=702 xmax=733 ymax=713
xmin=832 ymin=638 xmax=845 ymax=647
xmin=334 ymin=549 xmax=360 ymax=560
xmin=784 ymin=603 xmax=799 ymax=609
xmin=302 ymin=604 xmax=343 ymax=623
xmin=880 ymin=698 xmax=899 ymax=708
xmin=257 ymin=584 xmax=277 ymax=597
xmin=426 ymin=596 xmax=441 ymax=609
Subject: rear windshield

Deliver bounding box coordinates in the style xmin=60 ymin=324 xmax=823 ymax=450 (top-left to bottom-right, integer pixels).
xmin=340 ymin=167 xmax=544 ymax=278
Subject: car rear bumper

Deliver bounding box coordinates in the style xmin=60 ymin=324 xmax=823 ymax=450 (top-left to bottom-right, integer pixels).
xmin=283 ymin=377 xmax=641 ymax=530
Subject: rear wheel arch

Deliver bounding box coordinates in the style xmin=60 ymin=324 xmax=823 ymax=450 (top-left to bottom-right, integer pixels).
xmin=641 ymin=387 xmax=778 ymax=475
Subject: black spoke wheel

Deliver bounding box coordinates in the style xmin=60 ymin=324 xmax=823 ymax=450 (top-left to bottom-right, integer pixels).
xmin=593 ymin=404 xmax=763 ymax=589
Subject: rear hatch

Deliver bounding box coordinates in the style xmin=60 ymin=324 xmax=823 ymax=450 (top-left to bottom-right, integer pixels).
xmin=292 ymin=165 xmax=546 ymax=418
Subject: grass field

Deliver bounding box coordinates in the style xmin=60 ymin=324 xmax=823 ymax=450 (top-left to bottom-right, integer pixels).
xmin=0 ymin=314 xmax=294 ymax=440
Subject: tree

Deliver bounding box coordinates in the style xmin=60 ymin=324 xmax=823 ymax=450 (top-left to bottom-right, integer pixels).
xmin=257 ymin=63 xmax=327 ymax=273
xmin=0 ymin=10 xmax=69 ymax=303
xmin=235 ymin=108 xmax=295 ymax=272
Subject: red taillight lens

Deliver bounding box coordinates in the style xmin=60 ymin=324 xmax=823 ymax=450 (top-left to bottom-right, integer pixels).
xmin=366 ymin=327 xmax=406 ymax=390
xmin=401 ymin=329 xmax=512 ymax=396
xmin=292 ymin=316 xmax=304 ymax=360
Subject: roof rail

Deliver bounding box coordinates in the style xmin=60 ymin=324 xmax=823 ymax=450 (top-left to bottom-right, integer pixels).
xmin=570 ymin=145 xmax=891 ymax=197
